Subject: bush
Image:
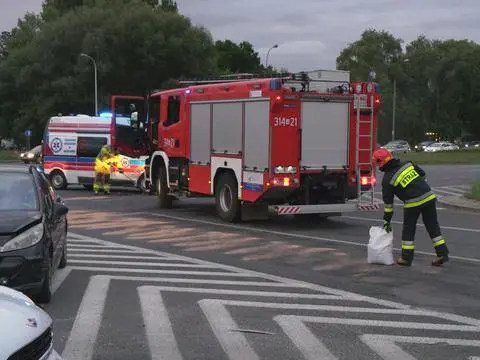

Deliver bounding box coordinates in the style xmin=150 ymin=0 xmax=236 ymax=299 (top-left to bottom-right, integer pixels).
xmin=466 ymin=181 xmax=480 ymax=201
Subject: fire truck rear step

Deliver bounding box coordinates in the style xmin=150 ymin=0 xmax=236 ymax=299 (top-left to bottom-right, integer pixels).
xmin=271 ymin=202 xmax=380 ymax=215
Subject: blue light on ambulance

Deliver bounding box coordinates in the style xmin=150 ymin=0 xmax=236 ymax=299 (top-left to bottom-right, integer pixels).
xmin=100 ymin=112 xmax=113 ymax=118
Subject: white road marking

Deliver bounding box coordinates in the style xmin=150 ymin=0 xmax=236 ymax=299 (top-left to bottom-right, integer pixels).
xmin=342 ymin=215 xmax=480 ymax=234
xmin=67 ymin=266 xmax=263 ymax=277
xmin=136 ymin=285 xmax=342 ymax=300
xmin=53 ymin=233 xmax=480 ymax=360
xmin=275 ymin=315 xmax=480 ymax=332
xmin=52 ymin=266 xmax=72 ymax=294
xmin=61 ymin=276 xmax=110 ymax=360
xmin=68 ymin=259 xmax=220 ymax=268
xmin=275 ymin=315 xmax=480 ymax=360
xmin=275 ymin=314 xmax=338 ymax=360
xmin=198 ymin=298 xmax=260 ymax=360
xmin=68 ymin=248 xmax=148 ymax=253
xmin=360 ymin=334 xmax=480 ymax=360
xmin=69 ymin=232 xmax=410 ymax=308
xmin=138 ymin=287 xmax=183 ymax=360
xmin=130 ymin=212 xmax=480 ymax=263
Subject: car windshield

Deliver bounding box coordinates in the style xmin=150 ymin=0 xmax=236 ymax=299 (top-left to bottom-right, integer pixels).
xmin=429 ymin=143 xmax=442 ymax=147
xmin=0 ymin=173 xmax=39 ymax=210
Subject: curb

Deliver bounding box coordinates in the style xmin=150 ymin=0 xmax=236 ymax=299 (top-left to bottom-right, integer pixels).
xmin=0 ymin=160 xmax=20 ymax=163
xmin=438 ymin=195 xmax=480 ymax=213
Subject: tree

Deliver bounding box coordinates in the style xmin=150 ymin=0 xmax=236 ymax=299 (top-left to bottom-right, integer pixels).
xmin=336 ymin=29 xmax=404 ymax=142
xmin=337 ymin=30 xmax=480 ymax=143
xmin=159 ymin=0 xmax=178 ymax=12
xmin=0 ymin=31 xmax=11 ymax=60
xmin=0 ymin=0 xmax=217 ymax=144
xmin=214 ymin=40 xmax=264 ymax=74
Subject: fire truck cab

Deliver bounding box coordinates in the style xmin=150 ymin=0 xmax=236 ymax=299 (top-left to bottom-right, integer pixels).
xmin=110 ymin=72 xmax=381 ymax=222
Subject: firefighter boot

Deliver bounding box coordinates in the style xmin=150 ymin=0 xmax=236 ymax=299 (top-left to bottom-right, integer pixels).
xmin=397 ymin=257 xmax=412 ymax=266
xmin=398 ymin=244 xmax=413 ymax=266
xmin=432 ymin=238 xmax=449 ymax=266
xmin=103 ymin=183 xmax=111 ymax=195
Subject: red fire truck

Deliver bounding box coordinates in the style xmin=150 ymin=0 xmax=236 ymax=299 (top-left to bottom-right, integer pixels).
xmin=109 ymin=72 xmax=381 ymax=222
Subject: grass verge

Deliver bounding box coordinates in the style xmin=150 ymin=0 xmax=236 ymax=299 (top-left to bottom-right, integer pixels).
xmin=465 ymin=181 xmax=480 ymax=201
xmin=0 ymin=150 xmax=18 ymax=161
xmin=397 ymin=149 xmax=480 ymax=164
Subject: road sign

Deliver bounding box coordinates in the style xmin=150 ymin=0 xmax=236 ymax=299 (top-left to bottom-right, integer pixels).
xmin=25 ymin=129 xmax=32 ymax=137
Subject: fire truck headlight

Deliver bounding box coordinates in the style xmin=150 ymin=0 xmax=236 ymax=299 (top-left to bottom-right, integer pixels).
xmin=286 ymin=166 xmax=296 ymax=174
xmin=274 ymin=166 xmax=285 ymax=174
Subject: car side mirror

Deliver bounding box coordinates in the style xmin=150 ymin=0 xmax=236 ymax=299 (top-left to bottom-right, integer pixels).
xmin=53 ymin=203 xmax=69 ymax=217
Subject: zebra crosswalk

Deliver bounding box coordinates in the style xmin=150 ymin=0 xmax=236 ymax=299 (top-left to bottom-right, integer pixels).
xmin=46 ymin=232 xmax=480 ymax=360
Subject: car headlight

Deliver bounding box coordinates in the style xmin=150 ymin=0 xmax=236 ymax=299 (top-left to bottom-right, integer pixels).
xmin=0 ymin=223 xmax=44 ymax=252
xmin=27 ymin=153 xmax=35 ymax=158
xmin=20 ymin=153 xmax=25 ymax=157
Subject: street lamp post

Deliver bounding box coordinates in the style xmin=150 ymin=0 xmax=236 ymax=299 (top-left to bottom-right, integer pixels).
xmin=80 ymin=53 xmax=98 ymax=116
xmin=265 ymin=44 xmax=278 ymax=68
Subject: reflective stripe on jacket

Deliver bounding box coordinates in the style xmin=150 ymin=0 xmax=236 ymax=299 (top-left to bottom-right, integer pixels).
xmin=381 ymin=159 xmax=435 ymax=208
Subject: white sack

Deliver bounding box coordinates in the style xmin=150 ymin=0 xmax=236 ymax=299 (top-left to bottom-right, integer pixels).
xmin=367 ymin=226 xmax=394 ymax=265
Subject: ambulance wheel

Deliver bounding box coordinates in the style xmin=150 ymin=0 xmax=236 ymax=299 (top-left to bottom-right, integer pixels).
xmin=50 ymin=170 xmax=67 ymax=190
xmin=137 ymin=174 xmax=149 ymax=193
xmin=156 ymin=166 xmax=172 ymax=209
xmin=215 ymin=172 xmax=241 ymax=222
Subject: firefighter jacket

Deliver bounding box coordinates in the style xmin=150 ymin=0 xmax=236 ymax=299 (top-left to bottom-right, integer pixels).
xmin=94 ymin=146 xmax=122 ymax=174
xmin=380 ymin=158 xmax=436 ymax=222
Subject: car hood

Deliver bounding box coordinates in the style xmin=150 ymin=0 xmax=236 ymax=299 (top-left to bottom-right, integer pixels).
xmin=0 ymin=286 xmax=52 ymax=359
xmin=0 ymin=211 xmax=42 ymax=235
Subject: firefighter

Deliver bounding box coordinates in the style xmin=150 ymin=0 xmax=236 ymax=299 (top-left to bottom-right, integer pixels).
xmin=372 ymin=148 xmax=449 ymax=266
xmin=93 ymin=145 xmax=122 ymax=195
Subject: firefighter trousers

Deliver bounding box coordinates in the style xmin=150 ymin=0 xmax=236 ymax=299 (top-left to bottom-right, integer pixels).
xmin=93 ymin=172 xmax=111 ymax=194
xmin=401 ymin=199 xmax=449 ymax=261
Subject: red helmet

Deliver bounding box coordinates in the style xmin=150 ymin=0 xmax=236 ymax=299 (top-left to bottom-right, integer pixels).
xmin=372 ymin=148 xmax=393 ymax=168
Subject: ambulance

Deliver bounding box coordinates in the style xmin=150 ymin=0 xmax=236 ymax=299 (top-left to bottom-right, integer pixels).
xmin=42 ymin=113 xmax=148 ymax=191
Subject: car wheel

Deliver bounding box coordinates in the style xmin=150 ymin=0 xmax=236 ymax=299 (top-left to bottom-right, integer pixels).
xmin=50 ymin=170 xmax=67 ymax=190
xmin=35 ymin=258 xmax=52 ymax=304
xmin=58 ymin=244 xmax=67 ymax=269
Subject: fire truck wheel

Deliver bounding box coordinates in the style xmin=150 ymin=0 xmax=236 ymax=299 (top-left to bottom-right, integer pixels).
xmin=215 ymin=172 xmax=241 ymax=222
xmin=156 ymin=166 xmax=172 ymax=209
xmin=50 ymin=170 xmax=67 ymax=190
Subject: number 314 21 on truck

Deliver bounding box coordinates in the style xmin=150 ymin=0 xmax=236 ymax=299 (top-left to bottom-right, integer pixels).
xmin=109 ymin=72 xmax=381 ymax=222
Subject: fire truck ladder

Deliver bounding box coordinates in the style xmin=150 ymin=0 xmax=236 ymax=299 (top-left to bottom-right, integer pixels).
xmin=354 ymin=94 xmax=379 ymax=211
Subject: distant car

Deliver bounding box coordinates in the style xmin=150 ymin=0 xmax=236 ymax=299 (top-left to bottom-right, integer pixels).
xmin=414 ymin=141 xmax=434 ymax=152
xmin=424 ymin=142 xmax=459 ymax=152
xmin=0 ymin=165 xmax=68 ymax=303
xmin=463 ymin=141 xmax=480 ymax=149
xmin=20 ymin=144 xmax=43 ymax=164
xmin=381 ymin=140 xmax=411 ymax=154
xmin=0 ymin=285 xmax=62 ymax=359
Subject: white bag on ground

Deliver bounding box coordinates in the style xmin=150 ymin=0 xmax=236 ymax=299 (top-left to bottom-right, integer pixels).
xmin=367 ymin=226 xmax=394 ymax=265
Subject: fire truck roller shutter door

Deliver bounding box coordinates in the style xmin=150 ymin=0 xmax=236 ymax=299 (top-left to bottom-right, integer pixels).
xmin=211 ymin=101 xmax=243 ymax=155
xmin=243 ymin=100 xmax=270 ymax=171
xmin=189 ymin=103 xmax=211 ymax=164
xmin=300 ymin=99 xmax=350 ymax=169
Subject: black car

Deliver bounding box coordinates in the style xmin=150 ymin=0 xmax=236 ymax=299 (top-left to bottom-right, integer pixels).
xmin=0 ymin=165 xmax=68 ymax=303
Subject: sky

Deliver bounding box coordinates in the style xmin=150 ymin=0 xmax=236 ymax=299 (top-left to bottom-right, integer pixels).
xmin=1 ymin=0 xmax=480 ymax=71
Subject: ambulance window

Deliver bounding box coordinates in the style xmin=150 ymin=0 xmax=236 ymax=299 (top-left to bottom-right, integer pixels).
xmin=77 ymin=137 xmax=108 ymax=157
xmin=165 ymin=95 xmax=180 ymax=127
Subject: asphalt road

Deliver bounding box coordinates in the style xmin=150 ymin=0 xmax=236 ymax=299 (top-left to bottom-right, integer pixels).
xmin=2 ymin=162 xmax=480 ymax=360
